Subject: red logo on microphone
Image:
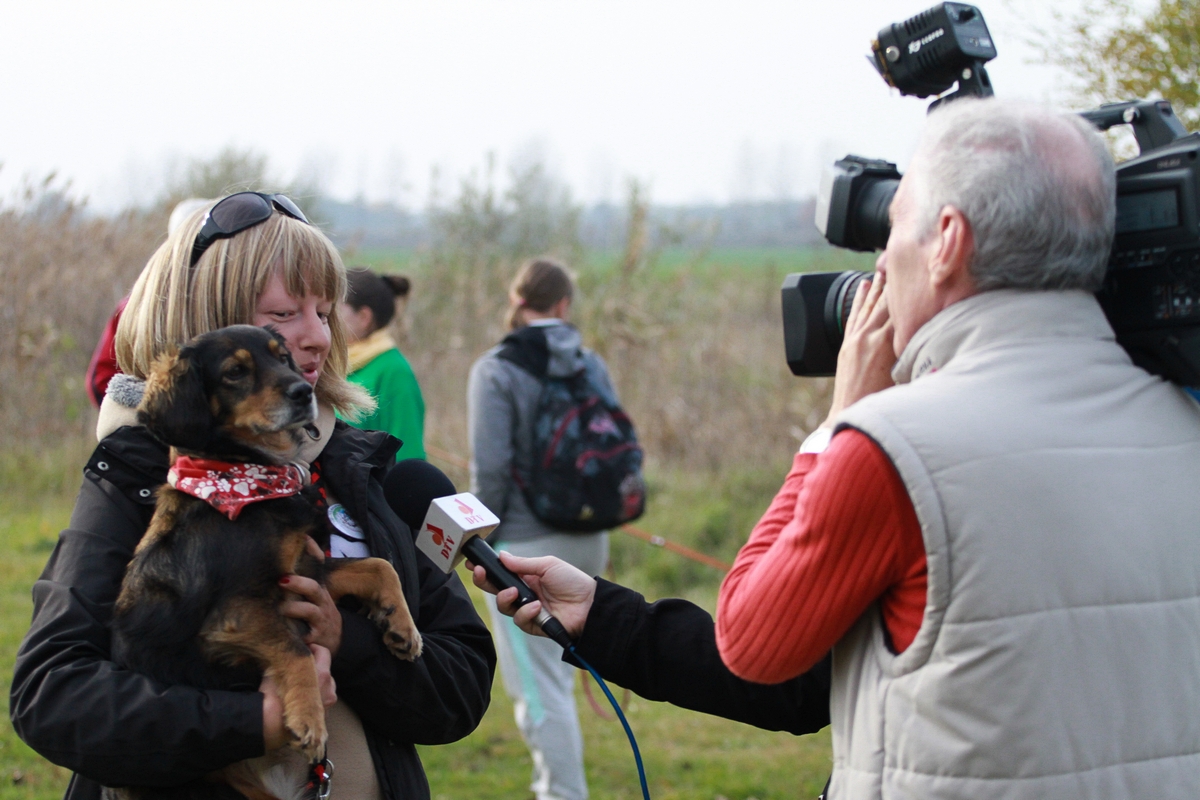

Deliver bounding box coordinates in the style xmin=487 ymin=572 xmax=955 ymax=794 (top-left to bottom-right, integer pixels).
xmin=427 ymin=523 xmax=444 ymax=545
xmin=455 ymin=497 xmax=474 ymax=515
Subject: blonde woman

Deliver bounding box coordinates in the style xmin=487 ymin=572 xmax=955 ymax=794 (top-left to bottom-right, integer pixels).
xmin=12 ymin=193 xmax=494 ymax=800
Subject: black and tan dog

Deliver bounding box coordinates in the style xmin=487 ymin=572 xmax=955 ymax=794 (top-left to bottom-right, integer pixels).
xmin=110 ymin=325 xmax=420 ymax=800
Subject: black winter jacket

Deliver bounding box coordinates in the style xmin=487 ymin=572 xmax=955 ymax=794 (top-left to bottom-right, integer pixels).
xmin=9 ymin=422 xmax=496 ymax=800
xmin=568 ymin=578 xmax=831 ymax=735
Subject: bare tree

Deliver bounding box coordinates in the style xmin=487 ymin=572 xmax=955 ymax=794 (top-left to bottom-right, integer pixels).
xmin=162 ymin=146 xmax=323 ymax=211
xmin=1039 ymin=0 xmax=1200 ymax=128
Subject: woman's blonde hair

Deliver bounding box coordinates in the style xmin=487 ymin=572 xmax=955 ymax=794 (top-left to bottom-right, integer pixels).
xmin=506 ymin=258 xmax=575 ymax=330
xmin=116 ymin=199 xmax=373 ymax=417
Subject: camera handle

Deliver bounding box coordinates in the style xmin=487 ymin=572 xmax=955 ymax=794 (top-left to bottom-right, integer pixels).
xmin=927 ymin=61 xmax=994 ymax=113
xmin=1079 ymin=100 xmax=1189 ymax=154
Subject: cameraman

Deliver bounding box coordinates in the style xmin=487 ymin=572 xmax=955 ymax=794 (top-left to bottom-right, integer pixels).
xmin=717 ymin=98 xmax=1200 ymax=798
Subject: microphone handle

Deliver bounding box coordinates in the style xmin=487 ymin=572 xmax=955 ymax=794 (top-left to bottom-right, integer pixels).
xmin=461 ymin=536 xmax=574 ymax=649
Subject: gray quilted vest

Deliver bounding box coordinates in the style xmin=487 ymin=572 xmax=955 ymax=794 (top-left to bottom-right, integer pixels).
xmin=830 ymin=289 xmax=1200 ymax=800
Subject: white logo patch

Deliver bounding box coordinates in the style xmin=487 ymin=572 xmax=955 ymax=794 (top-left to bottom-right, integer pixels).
xmin=327 ymin=503 xmax=365 ymax=539
xmin=908 ymin=27 xmax=945 ymax=54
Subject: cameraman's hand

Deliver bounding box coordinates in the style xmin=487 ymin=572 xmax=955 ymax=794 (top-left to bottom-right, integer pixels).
xmin=824 ymin=271 xmax=896 ymax=425
xmin=469 ymin=553 xmax=595 ymax=640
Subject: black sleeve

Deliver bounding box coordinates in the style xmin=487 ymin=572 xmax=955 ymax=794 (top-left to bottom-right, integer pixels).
xmin=331 ymin=553 xmax=496 ymax=745
xmin=9 ymin=472 xmax=265 ymax=788
xmin=566 ymin=578 xmax=831 ymax=735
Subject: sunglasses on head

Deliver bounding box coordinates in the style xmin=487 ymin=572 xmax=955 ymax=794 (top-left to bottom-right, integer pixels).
xmin=189 ymin=192 xmax=310 ymax=267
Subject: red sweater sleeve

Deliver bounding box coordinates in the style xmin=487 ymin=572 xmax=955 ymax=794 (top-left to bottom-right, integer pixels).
xmin=86 ymin=296 xmax=127 ymax=408
xmin=715 ymin=428 xmax=926 ymax=684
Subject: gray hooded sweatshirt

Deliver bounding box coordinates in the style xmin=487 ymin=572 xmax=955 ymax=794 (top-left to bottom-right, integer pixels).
xmin=467 ymin=320 xmax=618 ymax=544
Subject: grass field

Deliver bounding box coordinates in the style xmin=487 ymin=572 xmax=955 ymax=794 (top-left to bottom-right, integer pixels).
xmin=1 ymin=498 xmax=76 ymax=799
xmin=352 ymin=245 xmax=873 ymax=280
xmin=0 ymin=455 xmax=833 ymax=800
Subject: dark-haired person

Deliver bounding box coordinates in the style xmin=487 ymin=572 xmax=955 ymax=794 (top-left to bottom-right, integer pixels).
xmin=340 ymin=268 xmax=426 ymax=461
xmin=467 ymin=258 xmax=618 ymax=800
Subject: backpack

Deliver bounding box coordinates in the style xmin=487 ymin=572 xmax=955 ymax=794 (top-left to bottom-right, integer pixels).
xmin=497 ymin=326 xmax=645 ymax=532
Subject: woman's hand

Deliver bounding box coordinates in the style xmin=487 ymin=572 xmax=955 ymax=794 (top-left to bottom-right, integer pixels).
xmin=279 ymin=538 xmax=343 ymax=655
xmin=261 ymin=644 xmax=337 ymax=751
xmin=823 ymin=272 xmax=897 ymax=426
xmin=469 ymin=552 xmax=596 ymax=640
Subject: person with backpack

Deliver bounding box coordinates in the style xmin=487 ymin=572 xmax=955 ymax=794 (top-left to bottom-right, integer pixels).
xmin=467 ymin=258 xmax=643 ymax=800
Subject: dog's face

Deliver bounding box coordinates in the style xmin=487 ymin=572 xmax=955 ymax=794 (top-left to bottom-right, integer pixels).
xmin=138 ymin=325 xmax=318 ymax=462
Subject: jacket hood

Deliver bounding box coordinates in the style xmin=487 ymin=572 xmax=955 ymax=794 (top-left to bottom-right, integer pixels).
xmin=495 ymin=321 xmax=586 ymax=379
xmin=540 ymin=321 xmax=585 ymax=378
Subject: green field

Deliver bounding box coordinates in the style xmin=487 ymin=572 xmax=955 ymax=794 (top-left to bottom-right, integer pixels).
xmin=0 ymin=458 xmax=833 ymax=800
xmin=352 ymin=245 xmax=876 ymax=280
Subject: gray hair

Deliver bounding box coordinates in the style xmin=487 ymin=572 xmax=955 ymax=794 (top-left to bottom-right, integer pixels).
xmin=910 ymin=98 xmax=1116 ymax=292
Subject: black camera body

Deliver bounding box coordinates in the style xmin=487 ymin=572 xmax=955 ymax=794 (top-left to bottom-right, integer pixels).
xmin=1094 ymin=111 xmax=1200 ymax=386
xmin=789 ymin=3 xmax=1200 ymax=386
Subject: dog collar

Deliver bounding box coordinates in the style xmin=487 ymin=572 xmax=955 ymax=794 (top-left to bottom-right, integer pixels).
xmin=167 ymin=456 xmax=311 ymax=521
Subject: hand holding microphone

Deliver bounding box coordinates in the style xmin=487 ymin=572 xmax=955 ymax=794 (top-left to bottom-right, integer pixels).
xmin=384 ymin=460 xmax=653 ymax=800
xmin=382 ymin=460 xmax=576 ymax=648
xmin=468 ymin=552 xmax=596 ymax=642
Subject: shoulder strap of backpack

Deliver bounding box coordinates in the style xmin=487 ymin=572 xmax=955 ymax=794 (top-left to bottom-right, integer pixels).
xmin=495 ymin=325 xmax=551 ymax=378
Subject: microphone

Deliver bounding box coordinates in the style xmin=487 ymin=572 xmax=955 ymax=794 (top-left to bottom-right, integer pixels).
xmin=382 ymin=459 xmax=574 ymax=648
xmin=383 ymin=463 xmax=651 ymax=800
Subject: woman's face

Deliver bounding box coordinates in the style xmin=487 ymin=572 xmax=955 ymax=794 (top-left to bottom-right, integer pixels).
xmin=253 ymin=271 xmax=333 ymax=386
xmin=339 ymin=302 xmax=375 ymax=341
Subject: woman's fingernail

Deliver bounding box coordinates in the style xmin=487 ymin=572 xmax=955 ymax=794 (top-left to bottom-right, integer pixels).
xmin=279 ymin=576 xmax=290 ymax=585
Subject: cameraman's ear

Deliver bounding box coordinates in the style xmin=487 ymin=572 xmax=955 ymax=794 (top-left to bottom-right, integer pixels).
xmin=138 ymin=346 xmax=212 ymax=451
xmin=929 ymin=205 xmax=977 ymax=296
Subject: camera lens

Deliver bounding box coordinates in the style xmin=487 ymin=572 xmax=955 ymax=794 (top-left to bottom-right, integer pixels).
xmin=781 ymin=270 xmax=878 ymax=376
xmin=851 ymin=179 xmax=899 ymax=251
xmin=824 ymin=271 xmax=872 ymax=351
xmin=817 ymin=156 xmax=902 ymax=252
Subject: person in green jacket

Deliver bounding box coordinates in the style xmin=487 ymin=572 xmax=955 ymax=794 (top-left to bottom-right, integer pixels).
xmin=340 ymin=268 xmax=426 ymax=460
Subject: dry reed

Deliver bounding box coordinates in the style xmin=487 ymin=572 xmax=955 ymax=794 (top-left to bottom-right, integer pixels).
xmin=0 ymin=180 xmax=165 ymax=447
xmin=398 ymin=172 xmax=836 ymax=478
xmin=0 ymin=168 xmax=845 ymax=494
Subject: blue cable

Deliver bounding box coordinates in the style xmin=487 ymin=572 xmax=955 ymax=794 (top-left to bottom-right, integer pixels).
xmin=568 ymin=644 xmax=651 ymax=800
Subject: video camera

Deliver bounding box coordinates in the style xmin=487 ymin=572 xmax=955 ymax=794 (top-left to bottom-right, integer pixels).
xmin=785 ymin=2 xmax=1200 ymax=387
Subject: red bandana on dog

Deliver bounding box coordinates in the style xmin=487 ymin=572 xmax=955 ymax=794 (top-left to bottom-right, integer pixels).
xmin=167 ymin=456 xmax=310 ymax=520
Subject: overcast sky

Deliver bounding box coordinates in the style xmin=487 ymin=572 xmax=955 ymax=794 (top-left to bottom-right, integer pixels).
xmin=1 ymin=0 xmax=1076 ymax=212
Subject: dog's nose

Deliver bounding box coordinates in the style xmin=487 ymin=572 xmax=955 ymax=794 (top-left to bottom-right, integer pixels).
xmin=287 ymin=382 xmax=314 ymax=405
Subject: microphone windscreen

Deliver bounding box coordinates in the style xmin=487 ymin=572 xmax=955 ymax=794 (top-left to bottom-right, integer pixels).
xmin=383 ymin=458 xmax=458 ymax=531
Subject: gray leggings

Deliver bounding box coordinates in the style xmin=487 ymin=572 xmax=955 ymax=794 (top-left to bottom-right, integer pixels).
xmin=484 ymin=532 xmax=609 ymax=800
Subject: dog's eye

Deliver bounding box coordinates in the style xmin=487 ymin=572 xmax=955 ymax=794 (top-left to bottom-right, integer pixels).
xmin=223 ymin=364 xmax=249 ymax=381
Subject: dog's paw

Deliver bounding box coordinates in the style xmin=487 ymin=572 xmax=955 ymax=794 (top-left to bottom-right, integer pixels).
xmin=385 ymin=625 xmax=423 ymax=661
xmin=285 ymin=712 xmax=328 ymax=762
xmin=371 ymin=605 xmax=423 ymax=661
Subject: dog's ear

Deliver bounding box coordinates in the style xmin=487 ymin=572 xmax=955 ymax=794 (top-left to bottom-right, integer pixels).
xmin=137 ymin=346 xmax=212 ymax=451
